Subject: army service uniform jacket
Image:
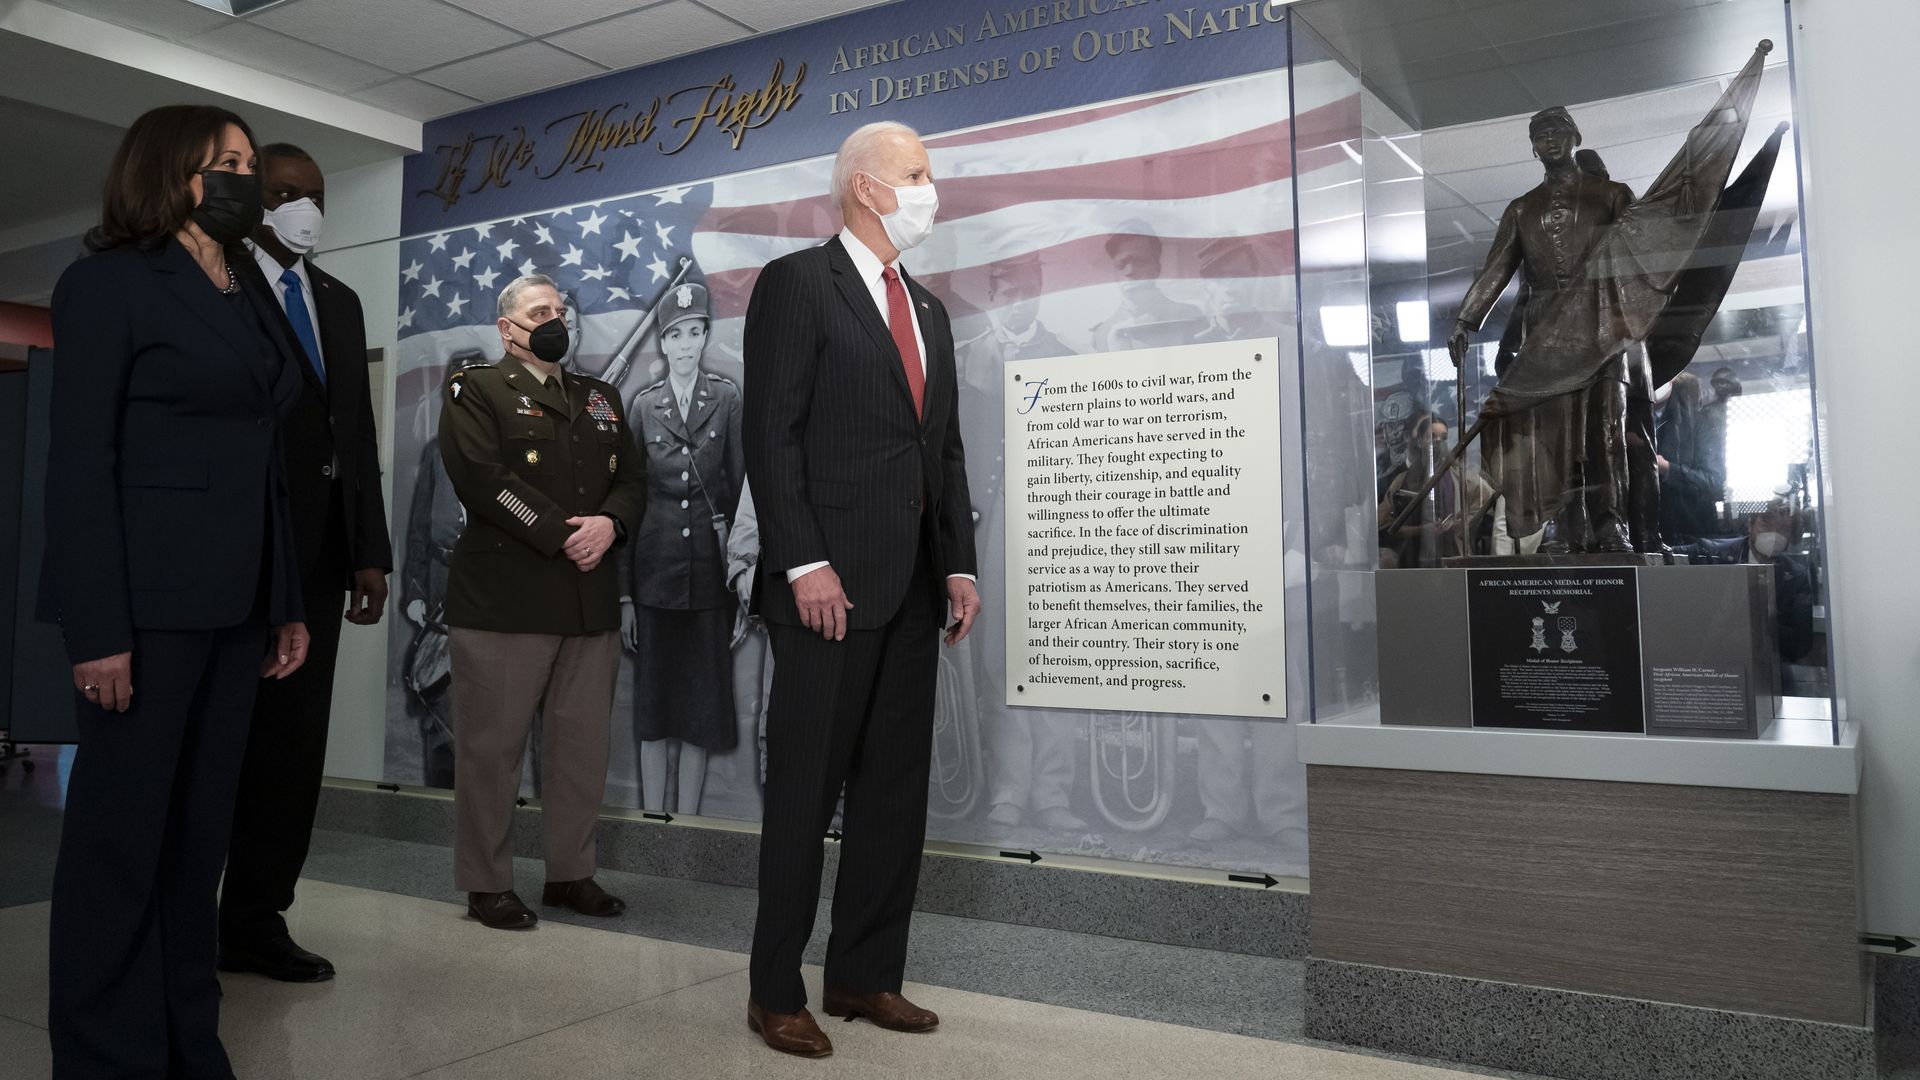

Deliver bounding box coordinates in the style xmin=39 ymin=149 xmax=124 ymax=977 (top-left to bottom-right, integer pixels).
xmin=622 ymin=370 xmax=745 ymax=612
xmin=439 ymin=355 xmax=646 ymax=636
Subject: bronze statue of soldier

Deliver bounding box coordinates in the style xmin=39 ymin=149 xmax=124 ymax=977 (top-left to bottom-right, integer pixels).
xmin=1449 ymin=106 xmax=1636 ymax=552
xmin=1424 ymin=40 xmax=1776 ymax=556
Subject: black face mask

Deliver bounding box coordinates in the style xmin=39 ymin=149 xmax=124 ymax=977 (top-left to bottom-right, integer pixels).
xmin=514 ymin=317 xmax=571 ymax=364
xmin=190 ymin=169 xmax=263 ymax=246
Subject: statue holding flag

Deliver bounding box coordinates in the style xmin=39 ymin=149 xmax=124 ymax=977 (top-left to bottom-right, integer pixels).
xmin=1433 ymin=40 xmax=1784 ymax=554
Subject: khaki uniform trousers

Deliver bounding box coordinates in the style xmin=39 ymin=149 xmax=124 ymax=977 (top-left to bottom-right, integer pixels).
xmin=448 ymin=627 xmax=619 ymax=892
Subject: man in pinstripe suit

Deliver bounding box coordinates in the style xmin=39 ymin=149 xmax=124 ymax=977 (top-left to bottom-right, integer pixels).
xmin=742 ymin=121 xmax=981 ymax=1058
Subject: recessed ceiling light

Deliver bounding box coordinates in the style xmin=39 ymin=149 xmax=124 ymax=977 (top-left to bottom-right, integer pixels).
xmin=183 ymin=0 xmax=298 ymax=15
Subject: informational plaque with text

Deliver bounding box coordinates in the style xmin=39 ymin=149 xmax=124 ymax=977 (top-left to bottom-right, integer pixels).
xmin=1003 ymin=339 xmax=1285 ymax=719
xmin=1466 ymin=568 xmax=1645 ymax=732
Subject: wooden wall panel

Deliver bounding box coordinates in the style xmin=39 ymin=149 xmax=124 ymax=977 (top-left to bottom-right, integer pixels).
xmin=1307 ymin=766 xmax=1866 ymax=1025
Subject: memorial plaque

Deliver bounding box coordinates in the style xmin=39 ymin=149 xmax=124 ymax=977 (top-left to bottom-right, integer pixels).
xmin=1466 ymin=568 xmax=1645 ymax=733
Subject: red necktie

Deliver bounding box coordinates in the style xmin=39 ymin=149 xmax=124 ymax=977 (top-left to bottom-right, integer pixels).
xmin=882 ymin=266 xmax=925 ymax=418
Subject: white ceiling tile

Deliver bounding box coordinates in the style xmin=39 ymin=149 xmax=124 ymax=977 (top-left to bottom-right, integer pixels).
xmin=440 ymin=0 xmax=656 ymax=37
xmin=695 ymin=0 xmax=905 ymax=33
xmin=188 ymin=20 xmax=398 ymax=93
xmin=39 ymin=0 xmax=231 ymax=40
xmin=546 ymin=1 xmax=747 ymax=69
xmin=248 ymin=0 xmax=522 ymax=74
xmin=351 ymin=77 xmax=484 ymax=121
xmin=418 ymin=40 xmax=608 ymax=102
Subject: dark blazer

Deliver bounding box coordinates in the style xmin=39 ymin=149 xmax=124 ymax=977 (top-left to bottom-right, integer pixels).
xmin=742 ymin=236 xmax=977 ymax=630
xmin=39 ymin=239 xmax=306 ymax=663
xmin=437 ymin=358 xmax=648 ymax=636
xmin=236 ymin=252 xmax=393 ymax=583
xmin=1655 ymin=398 xmax=1727 ymax=542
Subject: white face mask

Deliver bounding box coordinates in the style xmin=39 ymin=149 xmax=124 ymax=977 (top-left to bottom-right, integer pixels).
xmin=862 ymin=173 xmax=938 ymax=253
xmin=1752 ymin=530 xmax=1788 ymax=559
xmin=263 ymin=197 xmax=324 ymax=254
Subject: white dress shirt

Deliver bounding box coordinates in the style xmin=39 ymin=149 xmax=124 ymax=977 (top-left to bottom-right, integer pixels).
xmin=245 ymin=240 xmax=325 ymax=371
xmin=787 ymin=230 xmax=971 ymax=587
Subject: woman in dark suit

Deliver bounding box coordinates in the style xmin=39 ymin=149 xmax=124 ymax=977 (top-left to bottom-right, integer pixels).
xmin=39 ymin=105 xmax=310 ymax=1079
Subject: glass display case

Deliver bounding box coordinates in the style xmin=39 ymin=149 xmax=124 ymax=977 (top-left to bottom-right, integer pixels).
xmin=1286 ymin=0 xmax=1835 ymax=742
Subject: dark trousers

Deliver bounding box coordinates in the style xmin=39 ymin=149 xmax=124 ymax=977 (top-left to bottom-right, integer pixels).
xmin=749 ymin=545 xmax=940 ymax=1013
xmin=49 ymin=616 xmax=265 ymax=1080
xmin=220 ymin=499 xmax=348 ymax=945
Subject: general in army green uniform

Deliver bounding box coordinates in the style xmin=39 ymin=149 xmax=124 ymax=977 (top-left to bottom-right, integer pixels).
xmin=617 ymin=281 xmax=744 ymax=816
xmin=439 ymin=274 xmax=646 ymax=931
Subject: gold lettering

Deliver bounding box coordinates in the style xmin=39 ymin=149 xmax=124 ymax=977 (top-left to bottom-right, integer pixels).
xmin=419 ymin=137 xmax=476 ymax=211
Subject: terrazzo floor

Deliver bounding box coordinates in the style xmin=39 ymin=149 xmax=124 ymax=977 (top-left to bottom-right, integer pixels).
xmin=0 ymin=747 xmax=1550 ymax=1079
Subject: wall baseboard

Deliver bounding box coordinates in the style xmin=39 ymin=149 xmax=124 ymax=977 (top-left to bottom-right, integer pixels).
xmin=315 ymin=782 xmax=1308 ymax=959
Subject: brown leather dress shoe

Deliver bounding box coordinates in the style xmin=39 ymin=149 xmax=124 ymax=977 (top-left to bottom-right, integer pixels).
xmin=822 ymin=988 xmax=939 ymax=1032
xmin=541 ymin=877 xmax=626 ymax=917
xmin=467 ymin=890 xmax=538 ymax=930
xmin=747 ymin=999 xmax=832 ymax=1057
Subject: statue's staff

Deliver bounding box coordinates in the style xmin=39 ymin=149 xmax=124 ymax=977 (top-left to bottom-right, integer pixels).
xmin=600 ymin=256 xmax=694 ymax=391
xmin=1388 ymin=373 xmax=1487 ymax=533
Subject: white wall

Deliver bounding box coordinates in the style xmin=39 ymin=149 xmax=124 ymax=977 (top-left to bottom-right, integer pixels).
xmin=313 ymin=157 xmax=405 ymax=784
xmin=1793 ymin=0 xmax=1920 ymax=938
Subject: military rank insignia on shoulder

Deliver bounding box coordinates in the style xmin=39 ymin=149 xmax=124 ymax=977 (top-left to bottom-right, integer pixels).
xmin=586 ymin=388 xmax=620 ymax=423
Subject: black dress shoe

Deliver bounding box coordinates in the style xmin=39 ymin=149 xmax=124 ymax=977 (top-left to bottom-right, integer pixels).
xmin=219 ymin=934 xmax=336 ymax=983
xmin=468 ymin=890 xmax=538 ymax=930
xmin=541 ymin=877 xmax=626 ymax=917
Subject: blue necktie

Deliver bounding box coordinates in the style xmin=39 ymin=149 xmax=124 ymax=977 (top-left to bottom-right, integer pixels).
xmin=279 ymin=267 xmax=325 ymax=386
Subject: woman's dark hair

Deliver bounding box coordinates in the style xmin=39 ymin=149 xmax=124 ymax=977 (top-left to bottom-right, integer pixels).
xmin=85 ymin=105 xmax=256 ymax=253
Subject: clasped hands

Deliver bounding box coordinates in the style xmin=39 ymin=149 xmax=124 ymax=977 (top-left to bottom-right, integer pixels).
xmin=563 ymin=515 xmax=615 ymax=573
xmin=793 ymin=566 xmax=981 ymax=646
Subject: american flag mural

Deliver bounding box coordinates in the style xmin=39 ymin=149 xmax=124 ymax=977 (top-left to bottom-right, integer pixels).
xmin=393 ymin=63 xmax=1359 ymax=409
xmin=386 ymin=61 xmax=1361 ymax=878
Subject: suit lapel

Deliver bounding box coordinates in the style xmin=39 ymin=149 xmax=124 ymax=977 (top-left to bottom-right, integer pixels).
xmin=241 ymin=254 xmax=325 ymax=401
xmin=500 ymin=354 xmax=571 ymax=416
xmin=682 ymin=373 xmax=721 ymax=436
xmin=651 ymin=380 xmax=691 ymax=441
xmin=152 ymin=241 xmax=273 ymax=396
xmin=306 ymin=259 xmax=349 ymax=412
xmin=825 ymin=237 xmax=917 ymax=411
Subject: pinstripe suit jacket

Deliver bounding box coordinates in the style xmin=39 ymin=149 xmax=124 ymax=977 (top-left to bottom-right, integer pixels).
xmin=742 ymin=236 xmax=977 ymax=631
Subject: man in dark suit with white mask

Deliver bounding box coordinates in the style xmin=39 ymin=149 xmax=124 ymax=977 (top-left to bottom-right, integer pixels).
xmin=742 ymin=120 xmax=980 ymax=1058
xmin=222 ymin=143 xmax=392 ymax=983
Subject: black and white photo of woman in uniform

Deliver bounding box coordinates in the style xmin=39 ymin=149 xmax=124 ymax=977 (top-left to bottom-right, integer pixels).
xmin=619 ymin=279 xmax=744 ymax=815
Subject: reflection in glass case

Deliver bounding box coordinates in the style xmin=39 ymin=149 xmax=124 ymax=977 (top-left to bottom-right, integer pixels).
xmin=1288 ymin=0 xmax=1834 ymax=740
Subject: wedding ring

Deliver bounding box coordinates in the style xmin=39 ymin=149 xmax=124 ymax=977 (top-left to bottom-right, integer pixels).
xmin=83 ymin=684 xmax=99 ymax=699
